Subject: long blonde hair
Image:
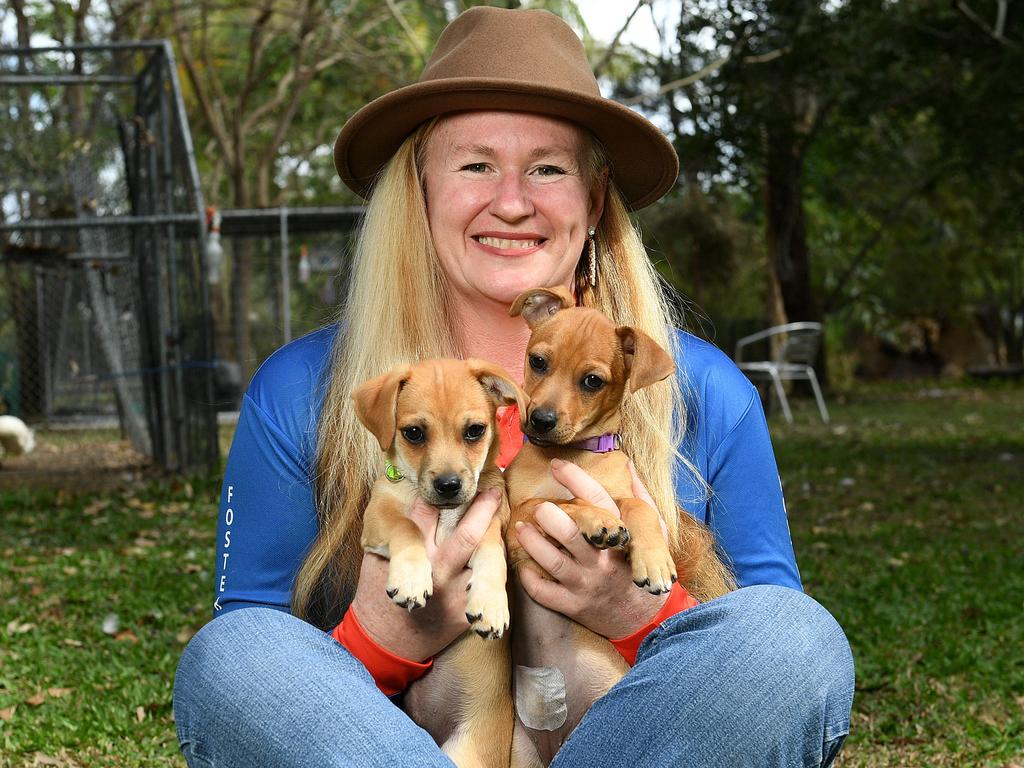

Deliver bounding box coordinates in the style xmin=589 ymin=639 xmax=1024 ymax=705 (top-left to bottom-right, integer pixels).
xmin=292 ymin=121 xmax=731 ymax=627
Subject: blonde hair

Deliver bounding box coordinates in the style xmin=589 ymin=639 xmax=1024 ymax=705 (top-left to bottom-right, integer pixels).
xmin=292 ymin=121 xmax=732 ymax=626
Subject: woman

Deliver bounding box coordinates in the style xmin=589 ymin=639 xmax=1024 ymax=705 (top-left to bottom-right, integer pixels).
xmin=174 ymin=7 xmax=854 ymax=767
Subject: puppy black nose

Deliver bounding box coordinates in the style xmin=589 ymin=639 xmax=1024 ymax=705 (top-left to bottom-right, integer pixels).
xmin=530 ymin=408 xmax=558 ymax=433
xmin=433 ymin=474 xmax=462 ymax=499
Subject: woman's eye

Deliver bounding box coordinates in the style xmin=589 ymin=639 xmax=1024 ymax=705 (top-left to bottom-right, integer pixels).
xmin=464 ymin=424 xmax=486 ymax=442
xmin=461 ymin=163 xmax=488 ymax=173
xmin=401 ymin=426 xmax=425 ymax=444
xmin=534 ymin=165 xmax=566 ymax=177
xmin=529 ymin=355 xmax=548 ymax=374
xmin=581 ymin=374 xmax=604 ymax=392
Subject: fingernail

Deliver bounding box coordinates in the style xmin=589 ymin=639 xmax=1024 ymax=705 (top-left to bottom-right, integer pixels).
xmin=514 ymin=521 xmax=524 ymax=530
xmin=550 ymin=458 xmax=565 ymax=469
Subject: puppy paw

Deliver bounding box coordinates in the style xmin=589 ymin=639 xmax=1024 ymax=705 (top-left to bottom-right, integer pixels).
xmin=464 ymin=581 xmax=509 ymax=640
xmin=629 ymin=544 xmax=677 ymax=595
xmin=386 ymin=551 xmax=433 ymax=610
xmin=564 ymin=502 xmax=630 ymax=550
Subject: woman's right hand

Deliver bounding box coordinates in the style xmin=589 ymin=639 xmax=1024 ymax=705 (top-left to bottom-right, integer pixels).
xmin=348 ymin=487 xmax=502 ymax=662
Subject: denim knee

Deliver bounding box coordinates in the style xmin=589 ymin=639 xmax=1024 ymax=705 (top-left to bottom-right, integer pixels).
xmin=173 ymin=607 xmax=374 ymax=766
xmin=639 ymin=584 xmax=855 ymax=767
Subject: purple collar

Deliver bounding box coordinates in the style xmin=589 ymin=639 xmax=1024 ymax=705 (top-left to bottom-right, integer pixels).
xmin=566 ymin=432 xmax=622 ymax=453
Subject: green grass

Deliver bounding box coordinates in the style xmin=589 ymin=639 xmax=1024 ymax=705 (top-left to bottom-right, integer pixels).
xmin=0 ymin=479 xmax=216 ymax=767
xmin=0 ymin=382 xmax=1021 ymax=766
xmin=774 ymin=383 xmax=1024 ymax=767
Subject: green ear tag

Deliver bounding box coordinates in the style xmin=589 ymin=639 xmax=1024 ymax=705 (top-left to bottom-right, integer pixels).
xmin=385 ymin=462 xmax=404 ymax=483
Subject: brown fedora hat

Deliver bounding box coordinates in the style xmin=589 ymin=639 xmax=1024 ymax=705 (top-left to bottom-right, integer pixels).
xmin=333 ymin=6 xmax=679 ymax=210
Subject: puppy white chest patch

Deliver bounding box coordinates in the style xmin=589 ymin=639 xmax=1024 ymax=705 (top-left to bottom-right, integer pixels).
xmin=515 ymin=664 xmax=567 ymax=731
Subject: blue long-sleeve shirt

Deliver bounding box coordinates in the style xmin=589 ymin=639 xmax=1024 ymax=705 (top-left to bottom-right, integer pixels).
xmin=213 ymin=327 xmax=800 ymax=616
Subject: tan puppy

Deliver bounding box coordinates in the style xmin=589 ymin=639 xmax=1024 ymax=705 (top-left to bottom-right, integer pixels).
xmin=503 ymin=287 xmax=728 ymax=767
xmin=353 ymin=358 xmax=521 ymax=768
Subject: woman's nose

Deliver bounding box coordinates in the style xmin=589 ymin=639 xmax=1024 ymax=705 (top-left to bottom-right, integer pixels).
xmin=488 ymin=173 xmax=534 ymax=221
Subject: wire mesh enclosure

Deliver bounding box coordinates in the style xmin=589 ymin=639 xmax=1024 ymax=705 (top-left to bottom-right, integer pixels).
xmin=0 ymin=41 xmax=218 ymax=474
xmin=210 ymin=206 xmax=363 ymax=406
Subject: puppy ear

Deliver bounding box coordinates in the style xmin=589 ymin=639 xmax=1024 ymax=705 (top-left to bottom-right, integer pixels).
xmin=466 ymin=359 xmax=527 ymax=412
xmin=509 ymin=286 xmax=574 ymax=329
xmin=617 ymin=327 xmax=675 ymax=393
xmin=351 ymin=367 xmax=412 ymax=451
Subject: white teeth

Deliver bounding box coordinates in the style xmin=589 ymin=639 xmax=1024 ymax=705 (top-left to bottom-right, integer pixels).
xmin=477 ymin=236 xmax=541 ymax=250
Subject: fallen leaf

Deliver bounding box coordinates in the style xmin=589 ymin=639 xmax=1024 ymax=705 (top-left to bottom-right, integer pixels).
xmin=62 ymin=566 xmax=78 ymax=576
xmin=82 ymin=499 xmax=110 ymax=516
xmin=101 ymin=613 xmax=119 ymax=635
xmin=62 ymin=638 xmax=83 ymax=647
xmin=47 ymin=688 xmax=72 ymax=698
xmin=115 ymin=630 xmax=138 ymax=643
xmin=26 ymin=692 xmax=47 ymax=706
xmin=176 ymin=627 xmax=196 ymax=644
xmin=136 ymin=706 xmax=146 ymax=723
xmin=0 ymin=706 xmax=14 ymax=721
xmin=184 ymin=563 xmax=202 ymax=574
xmin=133 ymin=537 xmax=156 ymax=548
xmin=6 ymin=620 xmax=35 ymax=635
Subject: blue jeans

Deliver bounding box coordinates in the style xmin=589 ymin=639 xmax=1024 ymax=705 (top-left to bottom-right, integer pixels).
xmin=174 ymin=585 xmax=853 ymax=767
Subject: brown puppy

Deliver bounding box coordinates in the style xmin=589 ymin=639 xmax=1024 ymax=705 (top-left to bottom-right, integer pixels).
xmin=503 ymin=287 xmax=729 ymax=767
xmin=353 ymin=358 xmax=521 ymax=768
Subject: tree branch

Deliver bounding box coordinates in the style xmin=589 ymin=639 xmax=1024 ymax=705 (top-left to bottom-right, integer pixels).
xmin=592 ymin=0 xmax=650 ymax=77
xmin=954 ymin=0 xmax=1019 ymax=48
xmin=384 ymin=0 xmax=426 ymax=64
xmin=622 ymin=44 xmax=790 ymax=106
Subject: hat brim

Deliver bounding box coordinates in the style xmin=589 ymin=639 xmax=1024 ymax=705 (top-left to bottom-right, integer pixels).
xmin=334 ymin=77 xmax=679 ymax=210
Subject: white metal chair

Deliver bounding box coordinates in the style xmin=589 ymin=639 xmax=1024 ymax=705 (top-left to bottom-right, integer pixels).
xmin=734 ymin=322 xmax=830 ymax=424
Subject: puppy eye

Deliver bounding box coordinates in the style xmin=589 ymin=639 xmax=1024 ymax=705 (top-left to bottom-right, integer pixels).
xmin=581 ymin=374 xmax=604 ymax=392
xmin=464 ymin=423 xmax=486 ymax=442
xmin=401 ymin=426 xmax=425 ymax=444
xmin=529 ymin=354 xmax=548 ymax=374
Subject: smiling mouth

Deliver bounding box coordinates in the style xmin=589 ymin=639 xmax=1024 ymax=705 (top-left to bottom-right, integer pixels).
xmin=474 ymin=236 xmax=544 ymax=250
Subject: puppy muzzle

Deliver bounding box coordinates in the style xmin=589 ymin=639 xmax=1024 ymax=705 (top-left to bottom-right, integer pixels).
xmin=420 ymin=471 xmax=476 ymax=509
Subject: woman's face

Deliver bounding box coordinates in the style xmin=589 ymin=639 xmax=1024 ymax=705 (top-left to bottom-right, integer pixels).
xmin=422 ymin=111 xmax=605 ymax=308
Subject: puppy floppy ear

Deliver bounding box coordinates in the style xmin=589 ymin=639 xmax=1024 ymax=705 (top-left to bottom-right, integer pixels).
xmin=617 ymin=327 xmax=675 ymax=393
xmin=509 ymin=286 xmax=574 ymax=329
xmin=466 ymin=359 xmax=527 ymax=412
xmin=351 ymin=367 xmax=412 ymax=451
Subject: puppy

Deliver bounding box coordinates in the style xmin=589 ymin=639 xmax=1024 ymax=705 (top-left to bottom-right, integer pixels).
xmin=0 ymin=415 xmax=35 ymax=459
xmin=352 ymin=358 xmax=521 ymax=768
xmin=503 ymin=287 xmax=729 ymax=767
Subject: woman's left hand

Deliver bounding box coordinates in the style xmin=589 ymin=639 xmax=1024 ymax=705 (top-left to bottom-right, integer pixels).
xmin=514 ymin=458 xmax=669 ymax=640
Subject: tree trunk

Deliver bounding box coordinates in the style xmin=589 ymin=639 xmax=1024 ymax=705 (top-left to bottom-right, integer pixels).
xmin=763 ymin=120 xmax=828 ymax=388
xmin=763 ymin=122 xmax=817 ymax=323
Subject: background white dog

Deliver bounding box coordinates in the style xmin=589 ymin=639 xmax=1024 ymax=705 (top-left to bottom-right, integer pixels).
xmin=0 ymin=414 xmax=36 ymax=458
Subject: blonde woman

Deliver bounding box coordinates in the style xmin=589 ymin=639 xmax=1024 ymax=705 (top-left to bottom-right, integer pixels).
xmin=174 ymin=7 xmax=853 ymax=767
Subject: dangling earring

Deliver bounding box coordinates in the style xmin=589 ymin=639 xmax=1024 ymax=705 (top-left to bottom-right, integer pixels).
xmin=587 ymin=226 xmax=597 ymax=287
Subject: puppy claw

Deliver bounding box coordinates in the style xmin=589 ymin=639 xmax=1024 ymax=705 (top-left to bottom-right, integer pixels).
xmin=629 ymin=545 xmax=677 ymax=596
xmin=465 ymin=581 xmax=510 ymax=640
xmin=386 ymin=551 xmax=433 ymax=610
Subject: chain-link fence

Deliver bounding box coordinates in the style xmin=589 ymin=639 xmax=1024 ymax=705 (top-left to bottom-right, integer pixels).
xmin=1 ymin=41 xmax=217 ymax=474
xmin=209 ymin=207 xmax=363 ymax=405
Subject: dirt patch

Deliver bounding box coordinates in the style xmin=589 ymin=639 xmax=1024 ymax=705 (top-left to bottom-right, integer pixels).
xmin=0 ymin=429 xmax=153 ymax=493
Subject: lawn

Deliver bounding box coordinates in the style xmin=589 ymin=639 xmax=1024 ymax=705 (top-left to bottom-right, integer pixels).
xmin=0 ymin=382 xmax=1021 ymax=767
